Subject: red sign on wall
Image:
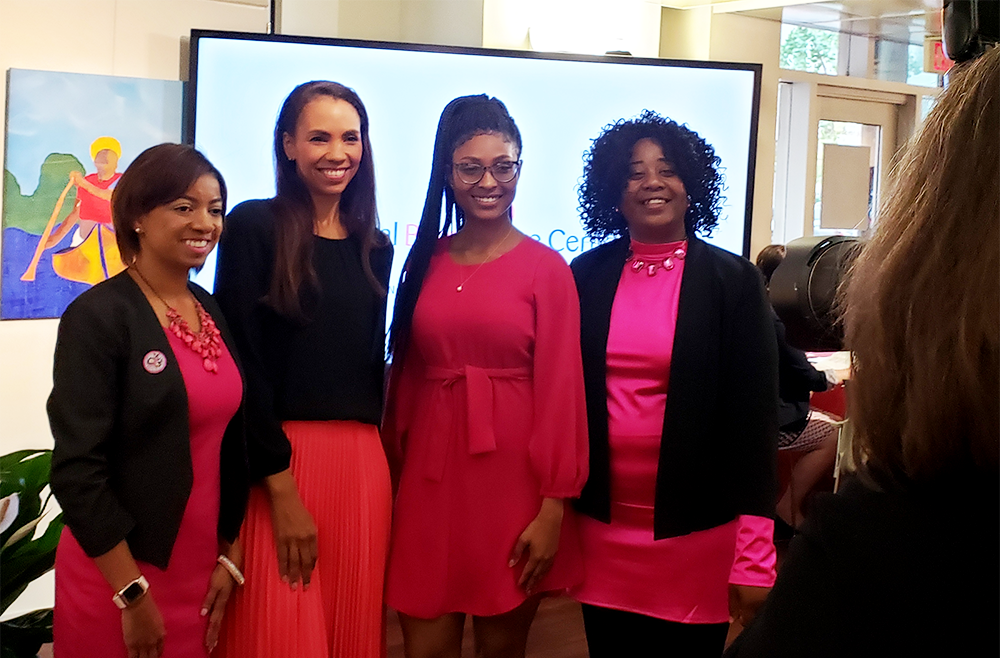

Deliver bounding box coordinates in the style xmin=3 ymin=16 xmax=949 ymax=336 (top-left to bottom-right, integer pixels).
xmin=931 ymin=39 xmax=955 ymax=73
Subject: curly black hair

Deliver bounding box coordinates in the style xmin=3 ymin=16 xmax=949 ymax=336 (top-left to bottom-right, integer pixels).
xmin=578 ymin=110 xmax=725 ymax=240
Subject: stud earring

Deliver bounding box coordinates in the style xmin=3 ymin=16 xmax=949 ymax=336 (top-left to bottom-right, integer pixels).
xmin=134 ymin=226 xmax=142 ymax=234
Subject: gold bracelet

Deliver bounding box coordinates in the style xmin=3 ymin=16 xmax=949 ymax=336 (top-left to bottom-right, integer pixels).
xmin=217 ymin=554 xmax=245 ymax=586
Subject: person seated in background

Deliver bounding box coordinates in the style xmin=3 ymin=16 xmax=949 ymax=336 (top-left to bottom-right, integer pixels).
xmin=725 ymin=44 xmax=999 ymax=658
xmin=756 ymin=244 xmax=847 ymax=532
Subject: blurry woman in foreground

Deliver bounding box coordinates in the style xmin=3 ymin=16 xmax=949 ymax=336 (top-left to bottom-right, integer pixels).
xmin=726 ymin=45 xmax=999 ymax=658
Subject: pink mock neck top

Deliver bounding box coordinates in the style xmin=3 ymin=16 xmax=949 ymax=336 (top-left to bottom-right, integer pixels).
xmin=572 ymin=238 xmax=776 ymax=624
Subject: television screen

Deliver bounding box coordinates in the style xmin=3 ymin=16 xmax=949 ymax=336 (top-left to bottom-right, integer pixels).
xmin=189 ymin=31 xmax=760 ymax=310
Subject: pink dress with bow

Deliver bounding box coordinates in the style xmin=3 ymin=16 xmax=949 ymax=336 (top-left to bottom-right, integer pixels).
xmin=384 ymin=236 xmax=589 ymax=618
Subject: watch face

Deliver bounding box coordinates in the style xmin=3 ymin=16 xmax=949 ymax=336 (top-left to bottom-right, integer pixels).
xmin=121 ymin=581 xmax=144 ymax=603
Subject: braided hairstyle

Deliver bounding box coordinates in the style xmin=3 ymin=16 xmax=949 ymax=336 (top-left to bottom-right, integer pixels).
xmin=389 ymin=95 xmax=522 ymax=357
xmin=578 ymin=110 xmax=724 ymax=241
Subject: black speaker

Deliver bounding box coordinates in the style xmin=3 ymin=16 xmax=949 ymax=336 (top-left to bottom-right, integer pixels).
xmin=768 ymin=236 xmax=862 ymax=352
xmin=944 ymin=0 xmax=1000 ymax=63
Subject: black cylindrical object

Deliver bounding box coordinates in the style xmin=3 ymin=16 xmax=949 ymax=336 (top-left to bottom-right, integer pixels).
xmin=769 ymin=235 xmax=861 ymax=352
xmin=944 ymin=0 xmax=1000 ymax=64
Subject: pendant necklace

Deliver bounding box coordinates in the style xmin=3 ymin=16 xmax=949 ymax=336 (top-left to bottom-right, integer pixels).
xmin=455 ymin=224 xmax=515 ymax=292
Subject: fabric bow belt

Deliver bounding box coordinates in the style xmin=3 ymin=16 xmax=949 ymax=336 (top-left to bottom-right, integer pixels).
xmin=422 ymin=364 xmax=531 ymax=482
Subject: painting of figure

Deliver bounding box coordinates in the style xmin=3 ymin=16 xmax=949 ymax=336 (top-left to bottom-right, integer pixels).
xmin=2 ymin=69 xmax=182 ymax=319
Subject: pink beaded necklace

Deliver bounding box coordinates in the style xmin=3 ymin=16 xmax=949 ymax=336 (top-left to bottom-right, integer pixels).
xmin=625 ymin=242 xmax=687 ymax=277
xmin=131 ymin=268 xmax=223 ymax=373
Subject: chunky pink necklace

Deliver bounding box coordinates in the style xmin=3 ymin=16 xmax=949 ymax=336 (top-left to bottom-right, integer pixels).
xmin=626 ymin=243 xmax=687 ymax=276
xmin=131 ymin=268 xmax=223 ymax=373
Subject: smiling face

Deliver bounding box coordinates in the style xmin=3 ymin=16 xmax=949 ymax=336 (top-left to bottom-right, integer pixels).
xmin=450 ymin=132 xmax=519 ymax=225
xmin=134 ymin=174 xmax=224 ymax=273
xmin=94 ymin=149 xmax=119 ymax=180
xmin=282 ymin=96 xmax=363 ymax=203
xmin=619 ymin=138 xmax=689 ymax=244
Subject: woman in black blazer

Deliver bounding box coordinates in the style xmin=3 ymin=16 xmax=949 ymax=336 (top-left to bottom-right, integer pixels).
xmin=568 ymin=111 xmax=779 ymax=657
xmin=49 ymin=144 xmax=248 ymax=658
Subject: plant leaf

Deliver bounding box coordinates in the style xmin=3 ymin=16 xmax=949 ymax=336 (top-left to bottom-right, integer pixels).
xmin=0 ymin=608 xmax=53 ymax=657
xmin=1 ymin=514 xmax=63 ymax=611
xmin=1 ymin=516 xmax=42 ymax=550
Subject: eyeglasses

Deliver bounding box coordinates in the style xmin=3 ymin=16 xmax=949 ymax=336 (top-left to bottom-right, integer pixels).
xmin=452 ymin=160 xmax=522 ymax=185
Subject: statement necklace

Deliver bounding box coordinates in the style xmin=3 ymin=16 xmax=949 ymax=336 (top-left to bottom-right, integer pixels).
xmin=625 ymin=242 xmax=687 ymax=277
xmin=131 ymin=268 xmax=223 ymax=373
xmin=454 ymin=225 xmax=515 ymax=292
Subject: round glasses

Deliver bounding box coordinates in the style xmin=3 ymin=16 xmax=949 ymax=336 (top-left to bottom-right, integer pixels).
xmin=452 ymin=160 xmax=522 ymax=185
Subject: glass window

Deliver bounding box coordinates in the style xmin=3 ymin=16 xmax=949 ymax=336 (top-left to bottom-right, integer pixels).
xmin=814 ymin=120 xmax=882 ymax=237
xmin=780 ymin=24 xmax=839 ymax=75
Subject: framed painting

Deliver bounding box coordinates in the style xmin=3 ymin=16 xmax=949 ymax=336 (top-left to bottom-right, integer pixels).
xmin=2 ymin=69 xmax=182 ymax=319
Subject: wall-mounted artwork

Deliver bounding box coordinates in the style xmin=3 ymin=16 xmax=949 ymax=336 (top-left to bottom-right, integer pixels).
xmin=2 ymin=69 xmax=183 ymax=320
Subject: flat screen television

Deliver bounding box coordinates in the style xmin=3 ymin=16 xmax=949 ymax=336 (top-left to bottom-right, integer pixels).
xmin=188 ymin=30 xmax=761 ymax=309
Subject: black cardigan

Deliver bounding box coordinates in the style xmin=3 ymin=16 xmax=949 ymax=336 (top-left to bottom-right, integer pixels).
xmin=570 ymin=236 xmax=778 ymax=539
xmin=48 ymin=273 xmax=249 ymax=570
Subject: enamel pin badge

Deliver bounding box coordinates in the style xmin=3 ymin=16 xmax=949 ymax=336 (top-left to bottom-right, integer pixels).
xmin=142 ymin=350 xmax=167 ymax=374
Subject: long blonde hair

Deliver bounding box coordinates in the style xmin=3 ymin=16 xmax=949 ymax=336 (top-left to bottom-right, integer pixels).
xmin=844 ymin=46 xmax=999 ymax=485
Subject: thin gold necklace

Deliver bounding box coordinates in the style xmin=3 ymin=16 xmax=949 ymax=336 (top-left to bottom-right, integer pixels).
xmin=455 ymin=224 xmax=515 ymax=293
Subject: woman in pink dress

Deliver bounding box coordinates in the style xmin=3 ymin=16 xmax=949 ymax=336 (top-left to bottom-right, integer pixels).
xmin=569 ymin=111 xmax=779 ymax=657
xmin=384 ymin=95 xmax=588 ymax=658
xmin=49 ymin=143 xmax=248 ymax=658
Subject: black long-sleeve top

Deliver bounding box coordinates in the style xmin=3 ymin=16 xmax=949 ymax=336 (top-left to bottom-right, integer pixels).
xmin=724 ymin=473 xmax=999 ymax=657
xmin=214 ymin=199 xmax=393 ymax=481
xmin=774 ymin=312 xmax=830 ymax=432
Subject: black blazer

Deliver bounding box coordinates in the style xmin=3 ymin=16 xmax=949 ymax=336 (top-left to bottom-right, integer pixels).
xmin=774 ymin=312 xmax=829 ymax=431
xmin=49 ymin=273 xmax=249 ymax=570
xmin=570 ymin=236 xmax=778 ymax=539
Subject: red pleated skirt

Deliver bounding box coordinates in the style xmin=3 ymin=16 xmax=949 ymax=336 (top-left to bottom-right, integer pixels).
xmin=217 ymin=421 xmax=392 ymax=658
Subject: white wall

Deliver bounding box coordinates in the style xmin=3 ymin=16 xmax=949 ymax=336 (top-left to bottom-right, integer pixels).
xmin=660 ymin=7 xmax=782 ymax=259
xmin=0 ymin=0 xmax=269 ymax=618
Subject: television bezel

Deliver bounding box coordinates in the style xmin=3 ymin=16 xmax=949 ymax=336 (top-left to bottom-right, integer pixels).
xmin=187 ymin=29 xmax=762 ymax=257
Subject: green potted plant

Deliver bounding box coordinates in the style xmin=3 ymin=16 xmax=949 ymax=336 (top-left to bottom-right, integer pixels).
xmin=1 ymin=449 xmax=64 ymax=658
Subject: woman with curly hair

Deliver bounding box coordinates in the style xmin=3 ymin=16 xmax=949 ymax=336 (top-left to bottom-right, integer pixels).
xmin=569 ymin=110 xmax=779 ymax=657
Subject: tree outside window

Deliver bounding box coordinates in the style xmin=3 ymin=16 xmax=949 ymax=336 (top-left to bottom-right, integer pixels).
xmin=780 ymin=25 xmax=839 ymax=75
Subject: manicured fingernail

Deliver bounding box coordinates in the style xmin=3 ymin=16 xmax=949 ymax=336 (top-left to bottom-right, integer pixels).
xmin=200 ymin=608 xmax=209 ymax=616
xmin=281 ymin=575 xmax=289 ymax=584
xmin=508 ymin=559 xmax=516 ymax=567
xmin=290 ymin=582 xmax=297 ymax=591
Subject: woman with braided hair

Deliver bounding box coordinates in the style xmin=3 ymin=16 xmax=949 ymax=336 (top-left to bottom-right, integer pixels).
xmin=383 ymin=94 xmax=588 ymax=658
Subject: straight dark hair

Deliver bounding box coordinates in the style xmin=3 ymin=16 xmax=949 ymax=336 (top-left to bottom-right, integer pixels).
xmin=267 ymin=80 xmax=386 ymax=320
xmin=112 ymin=143 xmax=227 ymax=263
xmin=389 ymin=94 xmax=522 ymax=357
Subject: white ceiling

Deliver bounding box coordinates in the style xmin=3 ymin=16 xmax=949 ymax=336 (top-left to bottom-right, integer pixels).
xmin=779 ymin=1 xmax=941 ymax=44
